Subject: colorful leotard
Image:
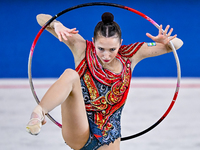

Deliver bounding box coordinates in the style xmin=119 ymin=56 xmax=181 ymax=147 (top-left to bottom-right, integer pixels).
xmin=75 ymin=40 xmax=144 ymax=149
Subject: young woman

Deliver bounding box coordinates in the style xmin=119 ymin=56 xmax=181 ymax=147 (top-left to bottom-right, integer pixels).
xmin=26 ymin=12 xmax=183 ymax=150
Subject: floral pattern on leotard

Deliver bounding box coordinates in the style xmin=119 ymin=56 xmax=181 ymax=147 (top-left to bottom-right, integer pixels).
xmin=76 ymin=40 xmax=144 ymax=145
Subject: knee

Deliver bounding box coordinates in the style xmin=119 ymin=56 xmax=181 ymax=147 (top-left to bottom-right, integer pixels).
xmin=61 ymin=69 xmax=80 ymax=82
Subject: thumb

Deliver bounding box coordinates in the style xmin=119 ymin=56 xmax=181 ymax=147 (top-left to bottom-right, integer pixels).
xmin=146 ymin=33 xmax=154 ymax=39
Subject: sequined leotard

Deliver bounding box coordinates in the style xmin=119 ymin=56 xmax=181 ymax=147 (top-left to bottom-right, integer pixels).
xmin=75 ymin=40 xmax=144 ymax=149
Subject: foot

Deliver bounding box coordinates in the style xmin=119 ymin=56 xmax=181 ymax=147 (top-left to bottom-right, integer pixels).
xmin=26 ymin=105 xmax=46 ymax=135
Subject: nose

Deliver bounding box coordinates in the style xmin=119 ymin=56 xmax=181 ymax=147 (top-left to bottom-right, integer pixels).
xmin=103 ymin=51 xmax=110 ymax=59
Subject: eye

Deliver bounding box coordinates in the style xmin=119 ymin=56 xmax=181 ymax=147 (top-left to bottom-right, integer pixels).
xmin=98 ymin=47 xmax=104 ymax=51
xmin=110 ymin=48 xmax=116 ymax=51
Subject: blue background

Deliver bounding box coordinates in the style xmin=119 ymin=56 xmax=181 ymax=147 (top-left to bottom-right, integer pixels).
xmin=0 ymin=0 xmax=199 ymax=78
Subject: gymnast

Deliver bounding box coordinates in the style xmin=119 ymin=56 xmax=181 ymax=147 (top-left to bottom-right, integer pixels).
xmin=26 ymin=12 xmax=183 ymax=150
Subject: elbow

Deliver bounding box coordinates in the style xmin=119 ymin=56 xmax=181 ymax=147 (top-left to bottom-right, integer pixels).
xmin=171 ymin=37 xmax=184 ymax=50
xmin=178 ymin=39 xmax=184 ymax=49
xmin=176 ymin=38 xmax=183 ymax=50
xmin=36 ymin=14 xmax=44 ymax=26
xmin=36 ymin=14 xmax=52 ymax=27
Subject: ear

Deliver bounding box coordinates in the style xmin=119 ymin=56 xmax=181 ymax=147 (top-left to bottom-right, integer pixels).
xmin=92 ymin=37 xmax=94 ymax=43
xmin=120 ymin=39 xmax=123 ymax=45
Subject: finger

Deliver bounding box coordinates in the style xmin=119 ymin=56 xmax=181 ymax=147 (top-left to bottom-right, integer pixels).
xmin=61 ymin=32 xmax=68 ymax=41
xmin=146 ymin=33 xmax=155 ymax=40
xmin=70 ymin=30 xmax=79 ymax=34
xmin=57 ymin=33 xmax=62 ymax=42
xmin=167 ymin=28 xmax=173 ymax=37
xmin=69 ymin=28 xmax=79 ymax=34
xmin=64 ymin=31 xmax=72 ymax=37
xmin=71 ymin=30 xmax=79 ymax=34
xmin=164 ymin=25 xmax=170 ymax=35
xmin=169 ymin=34 xmax=177 ymax=41
xmin=70 ymin=28 xmax=77 ymax=32
xmin=159 ymin=24 xmax=162 ymax=35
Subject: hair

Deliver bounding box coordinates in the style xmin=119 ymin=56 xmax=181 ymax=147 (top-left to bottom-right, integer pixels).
xmin=93 ymin=12 xmax=121 ymax=42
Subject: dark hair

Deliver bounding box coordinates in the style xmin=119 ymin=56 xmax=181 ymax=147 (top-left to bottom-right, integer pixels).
xmin=93 ymin=12 xmax=121 ymax=42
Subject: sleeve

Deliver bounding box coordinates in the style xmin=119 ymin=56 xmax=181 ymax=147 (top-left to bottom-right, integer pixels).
xmin=118 ymin=42 xmax=144 ymax=58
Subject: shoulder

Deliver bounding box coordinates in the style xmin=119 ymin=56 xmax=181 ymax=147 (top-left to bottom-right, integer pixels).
xmin=84 ymin=40 xmax=97 ymax=56
xmin=118 ymin=42 xmax=144 ymax=58
xmin=86 ymin=40 xmax=94 ymax=49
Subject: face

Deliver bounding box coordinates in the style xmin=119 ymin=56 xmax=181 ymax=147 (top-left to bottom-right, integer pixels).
xmin=93 ymin=36 xmax=122 ymax=65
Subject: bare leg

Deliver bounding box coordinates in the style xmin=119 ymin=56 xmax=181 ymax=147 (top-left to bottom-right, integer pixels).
xmin=27 ymin=69 xmax=89 ymax=149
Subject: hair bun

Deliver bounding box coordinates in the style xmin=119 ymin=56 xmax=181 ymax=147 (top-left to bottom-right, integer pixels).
xmin=101 ymin=12 xmax=114 ymax=24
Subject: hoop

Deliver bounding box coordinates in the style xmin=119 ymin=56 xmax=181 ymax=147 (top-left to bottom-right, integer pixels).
xmin=28 ymin=2 xmax=181 ymax=141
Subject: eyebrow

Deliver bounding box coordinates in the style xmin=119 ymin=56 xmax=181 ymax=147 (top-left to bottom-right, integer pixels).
xmin=98 ymin=46 xmax=117 ymax=49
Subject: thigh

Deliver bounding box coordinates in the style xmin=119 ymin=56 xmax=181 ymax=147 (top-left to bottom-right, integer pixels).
xmin=61 ymin=70 xmax=89 ymax=149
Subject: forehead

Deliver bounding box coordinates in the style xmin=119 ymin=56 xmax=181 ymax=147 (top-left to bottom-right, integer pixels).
xmin=94 ymin=36 xmax=120 ymax=48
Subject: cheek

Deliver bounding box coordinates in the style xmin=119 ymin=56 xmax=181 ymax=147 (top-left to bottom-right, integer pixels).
xmin=95 ymin=49 xmax=102 ymax=57
xmin=111 ymin=50 xmax=119 ymax=58
xmin=96 ymin=50 xmax=100 ymax=56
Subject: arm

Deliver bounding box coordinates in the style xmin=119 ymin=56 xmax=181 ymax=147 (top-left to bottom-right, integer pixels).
xmin=131 ymin=25 xmax=183 ymax=65
xmin=36 ymin=14 xmax=86 ymax=64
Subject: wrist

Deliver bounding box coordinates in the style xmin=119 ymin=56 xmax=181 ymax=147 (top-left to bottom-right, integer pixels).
xmin=50 ymin=20 xmax=61 ymax=29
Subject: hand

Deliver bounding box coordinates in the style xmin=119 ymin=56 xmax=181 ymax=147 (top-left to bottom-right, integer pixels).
xmin=146 ymin=25 xmax=177 ymax=45
xmin=54 ymin=22 xmax=79 ymax=42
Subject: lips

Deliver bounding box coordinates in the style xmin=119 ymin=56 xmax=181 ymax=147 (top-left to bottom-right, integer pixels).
xmin=103 ymin=60 xmax=110 ymax=62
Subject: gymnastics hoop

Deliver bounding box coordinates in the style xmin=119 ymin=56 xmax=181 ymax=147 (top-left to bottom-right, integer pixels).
xmin=28 ymin=2 xmax=181 ymax=141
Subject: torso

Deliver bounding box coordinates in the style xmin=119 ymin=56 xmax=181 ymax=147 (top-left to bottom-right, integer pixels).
xmin=75 ymin=41 xmax=144 ymax=149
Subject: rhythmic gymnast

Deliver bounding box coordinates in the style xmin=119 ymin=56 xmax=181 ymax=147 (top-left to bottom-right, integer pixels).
xmin=26 ymin=12 xmax=183 ymax=150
